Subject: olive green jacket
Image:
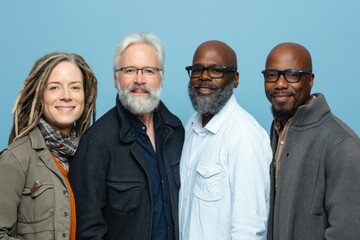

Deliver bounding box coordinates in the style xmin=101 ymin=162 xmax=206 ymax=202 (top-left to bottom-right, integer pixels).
xmin=0 ymin=127 xmax=72 ymax=240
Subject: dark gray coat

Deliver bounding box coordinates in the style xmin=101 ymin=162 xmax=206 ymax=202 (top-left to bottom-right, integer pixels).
xmin=267 ymin=93 xmax=360 ymax=240
xmin=69 ymin=99 xmax=184 ymax=240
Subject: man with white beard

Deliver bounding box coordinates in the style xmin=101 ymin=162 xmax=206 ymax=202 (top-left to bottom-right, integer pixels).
xmin=69 ymin=32 xmax=185 ymax=240
xmin=179 ymin=40 xmax=272 ymax=240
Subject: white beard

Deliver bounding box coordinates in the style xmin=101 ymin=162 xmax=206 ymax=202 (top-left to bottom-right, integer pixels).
xmin=117 ymin=81 xmax=162 ymax=115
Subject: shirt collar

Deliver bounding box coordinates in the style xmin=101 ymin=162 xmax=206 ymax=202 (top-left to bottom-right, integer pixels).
xmin=191 ymin=94 xmax=237 ymax=135
xmin=128 ymin=108 xmax=161 ymax=136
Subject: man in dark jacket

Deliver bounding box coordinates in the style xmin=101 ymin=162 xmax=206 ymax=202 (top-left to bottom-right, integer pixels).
xmin=262 ymin=42 xmax=360 ymax=240
xmin=69 ymin=32 xmax=184 ymax=240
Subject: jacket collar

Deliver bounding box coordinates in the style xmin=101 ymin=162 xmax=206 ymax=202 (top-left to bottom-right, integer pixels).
xmin=28 ymin=127 xmax=47 ymax=150
xmin=291 ymin=93 xmax=331 ymax=127
xmin=28 ymin=127 xmax=65 ymax=178
xmin=115 ymin=97 xmax=182 ymax=143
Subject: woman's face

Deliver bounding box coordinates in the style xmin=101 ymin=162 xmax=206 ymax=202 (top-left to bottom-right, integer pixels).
xmin=42 ymin=61 xmax=85 ymax=135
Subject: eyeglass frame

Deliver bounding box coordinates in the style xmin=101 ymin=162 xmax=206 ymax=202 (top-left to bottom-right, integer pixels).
xmin=114 ymin=66 xmax=163 ymax=77
xmin=185 ymin=65 xmax=237 ymax=79
xmin=261 ymin=69 xmax=313 ymax=83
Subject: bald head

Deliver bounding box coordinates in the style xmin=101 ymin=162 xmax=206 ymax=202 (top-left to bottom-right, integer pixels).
xmin=265 ymin=42 xmax=312 ymax=71
xmin=193 ymin=40 xmax=237 ymax=68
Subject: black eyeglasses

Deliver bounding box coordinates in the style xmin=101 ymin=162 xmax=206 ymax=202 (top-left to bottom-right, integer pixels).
xmin=261 ymin=69 xmax=312 ymax=83
xmin=186 ymin=65 xmax=237 ymax=79
xmin=115 ymin=66 xmax=162 ymax=78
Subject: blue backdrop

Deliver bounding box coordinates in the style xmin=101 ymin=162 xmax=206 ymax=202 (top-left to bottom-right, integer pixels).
xmin=1 ymin=0 xmax=359 ymax=149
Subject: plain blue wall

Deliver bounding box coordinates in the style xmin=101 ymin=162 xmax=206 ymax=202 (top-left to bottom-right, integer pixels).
xmin=1 ymin=0 xmax=359 ymax=149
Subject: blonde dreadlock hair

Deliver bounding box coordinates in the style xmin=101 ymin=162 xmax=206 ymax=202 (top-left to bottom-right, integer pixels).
xmin=9 ymin=52 xmax=97 ymax=144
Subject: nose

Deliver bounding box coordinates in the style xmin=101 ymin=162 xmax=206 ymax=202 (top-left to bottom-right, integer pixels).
xmin=274 ymin=74 xmax=289 ymax=89
xmin=199 ymin=68 xmax=211 ymax=81
xmin=60 ymin=88 xmax=71 ymax=101
xmin=134 ymin=69 xmax=146 ymax=84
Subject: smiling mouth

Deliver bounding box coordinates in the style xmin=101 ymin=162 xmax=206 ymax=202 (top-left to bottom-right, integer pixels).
xmin=272 ymin=94 xmax=293 ymax=102
xmin=56 ymin=107 xmax=75 ymax=111
xmin=194 ymin=84 xmax=220 ymax=95
xmin=132 ymin=89 xmax=148 ymax=93
xmin=194 ymin=84 xmax=218 ymax=90
xmin=130 ymin=86 xmax=150 ymax=94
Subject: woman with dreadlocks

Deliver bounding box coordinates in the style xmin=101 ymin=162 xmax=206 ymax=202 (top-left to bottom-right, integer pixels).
xmin=0 ymin=52 xmax=97 ymax=240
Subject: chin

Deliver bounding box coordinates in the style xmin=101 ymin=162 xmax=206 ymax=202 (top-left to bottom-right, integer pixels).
xmin=271 ymin=106 xmax=297 ymax=119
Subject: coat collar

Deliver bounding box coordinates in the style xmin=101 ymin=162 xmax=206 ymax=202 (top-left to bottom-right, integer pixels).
xmin=115 ymin=96 xmax=182 ymax=143
xmin=291 ymin=93 xmax=331 ymax=127
xmin=28 ymin=127 xmax=65 ymax=177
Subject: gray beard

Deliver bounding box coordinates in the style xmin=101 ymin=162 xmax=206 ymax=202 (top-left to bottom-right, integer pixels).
xmin=188 ymin=79 xmax=234 ymax=116
xmin=117 ymin=83 xmax=161 ymax=115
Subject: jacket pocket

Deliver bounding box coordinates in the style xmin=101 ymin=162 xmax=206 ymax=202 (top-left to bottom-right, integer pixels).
xmin=193 ymin=163 xmax=223 ymax=201
xmin=311 ymin=171 xmax=326 ymax=240
xmin=107 ymin=180 xmax=142 ymax=212
xmin=18 ymin=183 xmax=55 ymax=223
xmin=17 ymin=215 xmax=54 ymax=239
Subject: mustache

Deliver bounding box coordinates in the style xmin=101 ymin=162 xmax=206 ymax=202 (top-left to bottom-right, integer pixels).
xmin=192 ymin=83 xmax=221 ymax=91
xmin=129 ymin=84 xmax=150 ymax=92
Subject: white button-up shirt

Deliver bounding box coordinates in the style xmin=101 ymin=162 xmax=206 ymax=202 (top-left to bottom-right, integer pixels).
xmin=179 ymin=95 xmax=272 ymax=240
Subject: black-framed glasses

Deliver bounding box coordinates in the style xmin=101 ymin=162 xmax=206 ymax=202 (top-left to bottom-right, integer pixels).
xmin=186 ymin=65 xmax=237 ymax=79
xmin=261 ymin=69 xmax=312 ymax=83
xmin=115 ymin=66 xmax=163 ymax=78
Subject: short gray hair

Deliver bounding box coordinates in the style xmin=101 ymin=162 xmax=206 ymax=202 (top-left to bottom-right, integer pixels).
xmin=113 ymin=32 xmax=164 ymax=78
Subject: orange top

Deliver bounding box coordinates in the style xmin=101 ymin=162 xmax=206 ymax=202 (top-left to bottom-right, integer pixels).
xmin=51 ymin=155 xmax=76 ymax=240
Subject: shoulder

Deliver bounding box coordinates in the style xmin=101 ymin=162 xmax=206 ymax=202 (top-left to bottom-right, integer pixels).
xmin=1 ymin=131 xmax=40 ymax=174
xmin=321 ymin=114 xmax=360 ymax=158
xmin=81 ymin=106 xmax=119 ymax=139
xmin=158 ymin=101 xmax=183 ymax=129
xmin=226 ymin=101 xmax=269 ymax=139
xmin=3 ymin=129 xmax=41 ymax=160
xmin=326 ymin=113 xmax=358 ymax=139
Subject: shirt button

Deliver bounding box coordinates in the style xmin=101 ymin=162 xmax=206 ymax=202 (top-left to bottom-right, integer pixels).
xmin=64 ymin=212 xmax=69 ymax=217
xmin=62 ymin=233 xmax=66 ymax=238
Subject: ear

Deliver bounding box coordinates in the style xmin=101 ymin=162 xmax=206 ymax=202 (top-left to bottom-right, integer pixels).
xmin=309 ymin=73 xmax=314 ymax=89
xmin=113 ymin=72 xmax=118 ymax=89
xmin=233 ymin=72 xmax=239 ymax=88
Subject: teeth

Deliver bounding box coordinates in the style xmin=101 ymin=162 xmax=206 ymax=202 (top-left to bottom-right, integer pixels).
xmin=57 ymin=107 xmax=74 ymax=110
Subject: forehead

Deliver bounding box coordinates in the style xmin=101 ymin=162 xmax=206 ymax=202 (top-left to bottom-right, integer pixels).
xmin=48 ymin=61 xmax=83 ymax=82
xmin=266 ymin=46 xmax=310 ymax=70
xmin=193 ymin=44 xmax=234 ymax=66
xmin=120 ymin=43 xmax=159 ymax=66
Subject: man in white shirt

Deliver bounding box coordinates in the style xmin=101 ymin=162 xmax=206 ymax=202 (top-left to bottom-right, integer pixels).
xmin=179 ymin=40 xmax=272 ymax=240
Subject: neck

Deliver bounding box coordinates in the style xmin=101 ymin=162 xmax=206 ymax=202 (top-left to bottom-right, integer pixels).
xmin=138 ymin=112 xmax=154 ymax=129
xmin=202 ymin=114 xmax=214 ymax=127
